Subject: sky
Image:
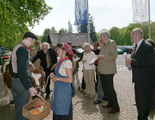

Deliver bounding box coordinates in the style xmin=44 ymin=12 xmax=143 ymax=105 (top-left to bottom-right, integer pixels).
xmin=29 ymin=0 xmax=155 ymax=36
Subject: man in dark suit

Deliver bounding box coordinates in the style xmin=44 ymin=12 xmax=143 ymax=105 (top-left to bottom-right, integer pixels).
xmin=30 ymin=42 xmax=57 ymax=99
xmin=126 ymin=28 xmax=154 ymax=120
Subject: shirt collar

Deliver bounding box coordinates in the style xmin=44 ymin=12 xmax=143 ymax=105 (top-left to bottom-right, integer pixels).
xmin=102 ymin=39 xmax=110 ymax=49
xmin=105 ymin=39 xmax=110 ymax=44
xmin=137 ymin=38 xmax=144 ymax=47
xmin=20 ymin=42 xmax=32 ymax=51
xmin=135 ymin=38 xmax=144 ymax=52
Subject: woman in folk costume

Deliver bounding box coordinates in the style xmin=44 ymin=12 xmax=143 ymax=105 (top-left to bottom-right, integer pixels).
xmin=51 ymin=43 xmax=74 ymax=120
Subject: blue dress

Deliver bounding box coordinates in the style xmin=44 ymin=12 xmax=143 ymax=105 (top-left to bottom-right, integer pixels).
xmin=51 ymin=59 xmax=72 ymax=115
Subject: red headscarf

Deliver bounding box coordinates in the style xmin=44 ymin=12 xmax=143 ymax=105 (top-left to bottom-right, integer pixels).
xmin=62 ymin=43 xmax=74 ymax=57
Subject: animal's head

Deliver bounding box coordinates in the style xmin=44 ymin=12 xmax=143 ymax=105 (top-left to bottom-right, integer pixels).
xmin=30 ymin=69 xmax=45 ymax=91
xmin=29 ymin=61 xmax=35 ymax=70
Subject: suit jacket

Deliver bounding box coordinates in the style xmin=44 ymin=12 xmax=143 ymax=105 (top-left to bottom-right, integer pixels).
xmin=131 ymin=40 xmax=154 ymax=88
xmin=48 ymin=47 xmax=57 ymax=67
xmin=29 ymin=47 xmax=40 ymax=69
xmin=98 ymin=39 xmax=117 ymax=74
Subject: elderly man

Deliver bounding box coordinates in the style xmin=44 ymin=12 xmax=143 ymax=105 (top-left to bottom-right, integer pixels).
xmin=30 ymin=41 xmax=41 ymax=69
xmin=9 ymin=32 xmax=38 ymax=120
xmin=98 ymin=31 xmax=120 ymax=113
xmin=30 ymin=42 xmax=57 ymax=99
xmin=126 ymin=28 xmax=154 ymax=120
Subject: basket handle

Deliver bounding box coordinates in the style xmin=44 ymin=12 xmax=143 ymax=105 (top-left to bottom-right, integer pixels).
xmin=29 ymin=94 xmax=45 ymax=105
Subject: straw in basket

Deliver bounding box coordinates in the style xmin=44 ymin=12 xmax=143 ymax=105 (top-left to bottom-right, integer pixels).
xmin=22 ymin=94 xmax=50 ymax=120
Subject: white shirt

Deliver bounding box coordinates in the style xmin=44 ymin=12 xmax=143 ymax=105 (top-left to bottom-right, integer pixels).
xmin=58 ymin=60 xmax=72 ymax=76
xmin=135 ymin=38 xmax=144 ymax=53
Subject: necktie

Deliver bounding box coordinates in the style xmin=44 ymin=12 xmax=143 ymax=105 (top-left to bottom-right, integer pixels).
xmin=46 ymin=53 xmax=50 ymax=68
xmin=134 ymin=44 xmax=137 ymax=54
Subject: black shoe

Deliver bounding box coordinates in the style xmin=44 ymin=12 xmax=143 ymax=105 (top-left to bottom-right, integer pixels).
xmin=103 ymin=97 xmax=107 ymax=101
xmin=78 ymin=87 xmax=81 ymax=90
xmin=45 ymin=95 xmax=49 ymax=99
xmin=79 ymin=89 xmax=83 ymax=92
xmin=94 ymin=100 xmax=102 ymax=104
xmin=10 ymin=100 xmax=14 ymax=104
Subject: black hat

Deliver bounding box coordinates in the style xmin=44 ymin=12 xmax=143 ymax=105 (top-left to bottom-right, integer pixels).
xmin=23 ymin=32 xmax=38 ymax=40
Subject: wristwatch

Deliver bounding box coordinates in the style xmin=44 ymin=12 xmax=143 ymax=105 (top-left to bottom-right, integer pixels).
xmin=57 ymin=77 xmax=59 ymax=81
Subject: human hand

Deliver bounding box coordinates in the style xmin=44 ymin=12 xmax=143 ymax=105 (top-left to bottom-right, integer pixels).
xmin=29 ymin=87 xmax=38 ymax=96
xmin=82 ymin=59 xmax=86 ymax=63
xmin=53 ymin=64 xmax=56 ymax=68
xmin=51 ymin=74 xmax=58 ymax=82
xmin=50 ymin=74 xmax=55 ymax=79
xmin=126 ymin=58 xmax=132 ymax=67
xmin=51 ymin=76 xmax=58 ymax=82
xmin=98 ymin=55 xmax=104 ymax=59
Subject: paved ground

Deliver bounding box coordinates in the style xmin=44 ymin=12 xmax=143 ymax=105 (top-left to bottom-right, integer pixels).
xmin=0 ymin=55 xmax=155 ymax=120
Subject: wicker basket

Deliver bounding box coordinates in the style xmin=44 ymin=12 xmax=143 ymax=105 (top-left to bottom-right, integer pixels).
xmin=22 ymin=94 xmax=50 ymax=120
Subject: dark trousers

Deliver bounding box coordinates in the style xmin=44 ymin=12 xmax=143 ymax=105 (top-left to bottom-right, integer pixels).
xmin=71 ymin=84 xmax=75 ymax=95
xmin=81 ymin=75 xmax=86 ymax=90
xmin=71 ymin=71 xmax=75 ymax=95
xmin=94 ymin=68 xmax=98 ymax=91
xmin=11 ymin=78 xmax=30 ymax=120
xmin=100 ymin=74 xmax=119 ymax=109
xmin=135 ymin=85 xmax=153 ymax=120
xmin=53 ymin=101 xmax=73 ymax=120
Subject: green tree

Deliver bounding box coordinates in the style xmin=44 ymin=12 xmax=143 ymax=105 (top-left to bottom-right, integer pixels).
xmin=151 ymin=22 xmax=155 ymax=41
xmin=0 ymin=0 xmax=52 ymax=49
xmin=51 ymin=26 xmax=57 ymax=33
xmin=59 ymin=28 xmax=67 ymax=33
xmin=42 ymin=28 xmax=51 ymax=42
xmin=67 ymin=21 xmax=73 ymax=33
xmin=76 ymin=24 xmax=88 ymax=33
xmin=89 ymin=16 xmax=97 ymax=42
xmin=109 ymin=27 xmax=120 ymax=45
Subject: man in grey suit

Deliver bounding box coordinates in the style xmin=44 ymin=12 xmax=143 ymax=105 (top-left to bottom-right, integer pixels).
xmin=98 ymin=31 xmax=120 ymax=114
xmin=126 ymin=28 xmax=154 ymax=120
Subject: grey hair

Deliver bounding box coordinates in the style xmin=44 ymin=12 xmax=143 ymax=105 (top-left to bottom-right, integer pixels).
xmin=132 ymin=28 xmax=143 ymax=37
xmin=99 ymin=31 xmax=110 ymax=38
xmin=35 ymin=40 xmax=41 ymax=45
xmin=40 ymin=42 xmax=50 ymax=50
xmin=82 ymin=42 xmax=87 ymax=48
xmin=83 ymin=43 xmax=93 ymax=52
